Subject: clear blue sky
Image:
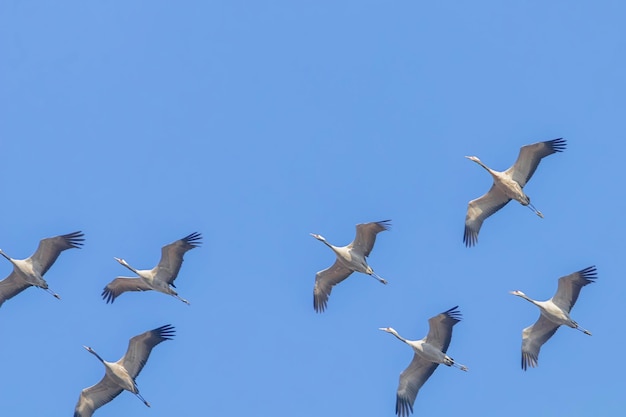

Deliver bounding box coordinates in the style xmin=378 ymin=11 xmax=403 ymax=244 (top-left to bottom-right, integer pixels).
xmin=1 ymin=1 xmax=624 ymax=416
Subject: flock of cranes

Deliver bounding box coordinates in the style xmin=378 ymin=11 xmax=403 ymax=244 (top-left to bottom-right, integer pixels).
xmin=0 ymin=138 xmax=596 ymax=416
xmin=310 ymin=138 xmax=597 ymax=416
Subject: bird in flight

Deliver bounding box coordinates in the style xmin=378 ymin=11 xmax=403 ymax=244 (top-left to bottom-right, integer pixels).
xmin=311 ymin=220 xmax=390 ymax=313
xmin=510 ymin=265 xmax=596 ymax=370
xmin=464 ymin=138 xmax=566 ymax=246
xmin=102 ymin=232 xmax=201 ymax=304
xmin=74 ymin=324 xmax=175 ymax=417
xmin=380 ymin=306 xmax=467 ymax=416
xmin=0 ymin=231 xmax=84 ymax=307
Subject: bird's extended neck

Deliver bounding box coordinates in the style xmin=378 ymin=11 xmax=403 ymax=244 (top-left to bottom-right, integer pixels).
xmin=87 ymin=348 xmax=106 ymax=363
xmin=517 ymin=293 xmax=540 ymax=307
xmin=0 ymin=250 xmax=14 ymax=263
xmin=389 ymin=329 xmax=408 ymax=344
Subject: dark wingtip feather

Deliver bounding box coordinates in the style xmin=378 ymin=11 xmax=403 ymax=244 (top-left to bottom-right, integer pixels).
xmin=463 ymin=226 xmax=477 ymax=247
xmin=522 ymin=352 xmax=538 ymax=371
xmin=579 ymin=265 xmax=598 ymax=284
xmin=63 ymin=231 xmax=85 ymax=248
xmin=443 ymin=305 xmax=462 ymax=322
xmin=377 ymin=220 xmax=392 ymax=231
xmin=313 ymin=294 xmax=327 ymax=313
xmin=101 ymin=287 xmax=115 ymax=304
xmin=546 ymin=138 xmax=566 ymax=153
xmin=154 ymin=324 xmax=176 ymax=340
xmin=181 ymin=232 xmax=202 ymax=247
xmin=396 ymin=397 xmax=413 ymax=417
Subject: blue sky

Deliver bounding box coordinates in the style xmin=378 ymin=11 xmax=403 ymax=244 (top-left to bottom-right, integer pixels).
xmin=1 ymin=1 xmax=624 ymax=416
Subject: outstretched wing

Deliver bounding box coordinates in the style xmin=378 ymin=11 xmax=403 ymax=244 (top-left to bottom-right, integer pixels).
xmin=552 ymin=265 xmax=597 ymax=312
xmin=30 ymin=231 xmax=84 ymax=276
xmin=505 ymin=138 xmax=566 ymax=187
xmin=464 ymin=186 xmax=510 ymax=247
xmin=395 ymin=354 xmax=439 ymax=417
xmin=73 ymin=376 xmax=123 ymax=417
xmin=313 ymin=260 xmax=353 ymax=313
xmin=101 ymin=277 xmax=153 ymax=304
xmin=521 ymin=315 xmax=560 ymax=370
xmin=425 ymin=306 xmax=462 ymax=353
xmin=155 ymin=232 xmax=202 ymax=284
xmin=0 ymin=272 xmax=32 ymax=307
xmin=350 ymin=220 xmax=390 ymax=257
xmin=118 ymin=324 xmax=175 ymax=379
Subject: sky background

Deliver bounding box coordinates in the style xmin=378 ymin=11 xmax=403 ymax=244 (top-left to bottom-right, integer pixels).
xmin=1 ymin=1 xmax=624 ymax=416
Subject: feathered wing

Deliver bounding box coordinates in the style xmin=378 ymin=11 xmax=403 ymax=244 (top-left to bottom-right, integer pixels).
xmin=118 ymin=324 xmax=175 ymax=379
xmin=521 ymin=315 xmax=560 ymax=370
xmin=0 ymin=272 xmax=33 ymax=307
xmin=425 ymin=306 xmax=462 ymax=353
xmin=313 ymin=260 xmax=353 ymax=313
xmin=552 ymin=265 xmax=597 ymax=312
xmin=464 ymin=186 xmax=510 ymax=247
xmin=505 ymin=138 xmax=566 ymax=187
xmin=155 ymin=232 xmax=201 ymax=284
xmin=350 ymin=220 xmax=390 ymax=257
xmin=73 ymin=376 xmax=124 ymax=417
xmin=101 ymin=277 xmax=153 ymax=304
xmin=395 ymin=354 xmax=439 ymax=417
xmin=30 ymin=231 xmax=84 ymax=275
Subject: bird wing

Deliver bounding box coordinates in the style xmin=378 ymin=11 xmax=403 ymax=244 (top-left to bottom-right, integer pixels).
xmin=155 ymin=232 xmax=201 ymax=285
xmin=521 ymin=315 xmax=560 ymax=370
xmin=425 ymin=306 xmax=462 ymax=353
xmin=30 ymin=231 xmax=84 ymax=276
xmin=313 ymin=260 xmax=353 ymax=313
xmin=464 ymin=186 xmax=511 ymax=247
xmin=349 ymin=220 xmax=391 ymax=257
xmin=101 ymin=277 xmax=153 ymax=304
xmin=0 ymin=272 xmax=32 ymax=307
xmin=395 ymin=353 xmax=439 ymax=417
xmin=552 ymin=266 xmax=597 ymax=312
xmin=73 ymin=375 xmax=123 ymax=417
xmin=118 ymin=324 xmax=175 ymax=379
xmin=505 ymin=138 xmax=566 ymax=187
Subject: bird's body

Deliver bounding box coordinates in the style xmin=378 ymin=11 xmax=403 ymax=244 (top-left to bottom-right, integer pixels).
xmin=74 ymin=324 xmax=175 ymax=417
xmin=464 ymin=138 xmax=566 ymax=246
xmin=102 ymin=232 xmax=201 ymax=304
xmin=0 ymin=231 xmax=84 ymax=306
xmin=511 ymin=266 xmax=596 ymax=370
xmin=380 ymin=306 xmax=467 ymax=417
xmin=311 ymin=220 xmax=390 ymax=313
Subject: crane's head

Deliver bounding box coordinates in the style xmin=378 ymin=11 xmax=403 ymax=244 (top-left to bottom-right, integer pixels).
xmin=379 ymin=327 xmax=397 ymax=335
xmin=464 ymin=155 xmax=481 ymax=163
xmin=309 ymin=233 xmax=326 ymax=242
xmin=83 ymin=345 xmax=94 ymax=353
xmin=114 ymin=257 xmax=128 ymax=266
xmin=509 ymin=290 xmax=526 ymax=297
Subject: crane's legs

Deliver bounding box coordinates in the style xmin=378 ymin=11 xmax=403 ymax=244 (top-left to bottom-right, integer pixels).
xmin=574 ymin=326 xmax=592 ymax=336
xmin=172 ymin=294 xmax=190 ymax=305
xmin=43 ymin=287 xmax=61 ymax=299
xmin=134 ymin=391 xmax=151 ymax=407
xmin=526 ymin=203 xmax=544 ymax=218
xmin=452 ymin=362 xmax=469 ymax=372
xmin=370 ymin=272 xmax=388 ymax=285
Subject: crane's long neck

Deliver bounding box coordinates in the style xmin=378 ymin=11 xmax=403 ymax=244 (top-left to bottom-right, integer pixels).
xmin=88 ymin=349 xmax=106 ymax=364
xmin=390 ymin=329 xmax=408 ymax=344
xmin=473 ymin=159 xmax=496 ymax=175
xmin=121 ymin=261 xmax=141 ymax=276
xmin=518 ymin=293 xmax=540 ymax=307
xmin=0 ymin=250 xmax=14 ymax=264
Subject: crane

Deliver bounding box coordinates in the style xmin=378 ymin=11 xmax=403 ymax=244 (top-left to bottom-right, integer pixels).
xmin=510 ymin=265 xmax=596 ymax=370
xmin=380 ymin=306 xmax=467 ymax=417
xmin=311 ymin=220 xmax=390 ymax=313
xmin=463 ymin=138 xmax=566 ymax=246
xmin=73 ymin=324 xmax=175 ymax=417
xmin=0 ymin=231 xmax=84 ymax=307
xmin=102 ymin=232 xmax=201 ymax=305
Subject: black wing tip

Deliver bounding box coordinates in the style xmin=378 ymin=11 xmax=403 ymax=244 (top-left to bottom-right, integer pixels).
xmin=155 ymin=324 xmax=176 ymax=340
xmin=396 ymin=397 xmax=414 ymax=417
xmin=63 ymin=231 xmax=85 ymax=248
xmin=182 ymin=232 xmax=202 ymax=247
xmin=101 ymin=287 xmax=115 ymax=304
xmin=443 ymin=305 xmax=462 ymax=322
xmin=463 ymin=226 xmax=477 ymax=247
xmin=376 ymin=220 xmax=392 ymax=231
xmin=579 ymin=265 xmax=598 ymax=283
xmin=313 ymin=294 xmax=327 ymax=313
xmin=521 ymin=351 xmax=538 ymax=371
xmin=546 ymin=137 xmax=566 ymax=152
